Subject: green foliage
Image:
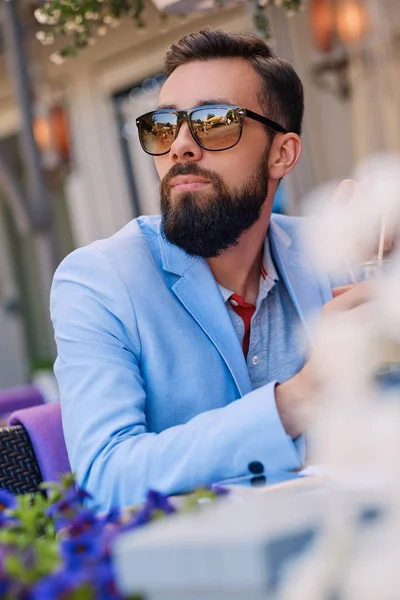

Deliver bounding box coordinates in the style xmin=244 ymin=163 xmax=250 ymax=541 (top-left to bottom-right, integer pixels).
xmin=34 ymin=0 xmax=148 ymax=63
xmin=0 ymin=481 xmax=66 ymax=587
xmin=33 ymin=0 xmax=304 ymax=62
xmin=0 ymin=474 xmax=227 ymax=598
xmin=29 ymin=357 xmax=55 ymax=374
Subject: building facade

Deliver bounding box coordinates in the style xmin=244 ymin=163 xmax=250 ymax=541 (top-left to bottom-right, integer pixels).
xmin=0 ymin=0 xmax=398 ymax=387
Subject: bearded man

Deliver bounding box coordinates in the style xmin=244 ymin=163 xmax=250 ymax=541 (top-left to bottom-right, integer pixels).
xmin=51 ymin=29 xmax=368 ymax=511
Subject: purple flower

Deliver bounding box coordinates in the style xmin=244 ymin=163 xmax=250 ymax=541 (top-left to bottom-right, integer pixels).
xmin=60 ymin=532 xmax=103 ymax=569
xmin=103 ymin=507 xmax=121 ymax=525
xmin=0 ymin=490 xmax=17 ymax=527
xmin=119 ymin=491 xmax=176 ymax=534
xmin=74 ymin=488 xmax=93 ymax=504
xmin=47 ymin=486 xmax=92 ymax=521
xmin=145 ymin=490 xmax=176 ymax=515
xmin=0 ymin=490 xmax=17 ymax=512
xmin=31 ymin=568 xmax=89 ymax=600
xmin=64 ymin=509 xmax=99 ymax=538
xmin=32 ymin=561 xmax=122 ymax=600
xmin=34 ymin=562 xmax=122 ymax=600
xmin=211 ymin=484 xmax=230 ymax=496
xmin=46 ymin=500 xmax=74 ymax=521
xmin=91 ymin=561 xmax=122 ymax=600
xmin=134 ymin=505 xmax=154 ymax=526
xmin=97 ymin=530 xmax=117 ymax=560
xmin=0 ymin=550 xmax=9 ymax=596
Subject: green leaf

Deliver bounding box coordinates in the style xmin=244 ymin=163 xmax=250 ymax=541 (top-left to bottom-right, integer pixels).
xmin=69 ymin=584 xmax=96 ymax=599
xmin=4 ymin=554 xmax=25 ymax=580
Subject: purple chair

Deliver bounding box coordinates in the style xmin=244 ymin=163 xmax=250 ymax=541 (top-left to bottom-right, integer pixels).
xmin=0 ymin=384 xmax=44 ymax=416
xmin=0 ymin=403 xmax=70 ymax=495
xmin=8 ymin=402 xmax=70 ymax=484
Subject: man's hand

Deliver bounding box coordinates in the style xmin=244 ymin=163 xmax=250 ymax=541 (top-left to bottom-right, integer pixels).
xmin=275 ymin=281 xmax=374 ymax=439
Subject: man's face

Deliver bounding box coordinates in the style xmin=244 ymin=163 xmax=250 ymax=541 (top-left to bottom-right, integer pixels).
xmin=155 ymin=58 xmax=273 ymax=257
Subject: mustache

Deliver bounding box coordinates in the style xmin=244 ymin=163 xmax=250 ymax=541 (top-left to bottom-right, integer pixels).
xmin=162 ymin=162 xmax=220 ymax=187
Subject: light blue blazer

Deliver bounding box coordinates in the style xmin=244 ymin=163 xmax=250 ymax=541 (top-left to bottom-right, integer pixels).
xmin=50 ymin=214 xmax=332 ymax=511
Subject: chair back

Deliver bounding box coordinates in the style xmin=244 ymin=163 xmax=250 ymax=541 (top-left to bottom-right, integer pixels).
xmin=0 ymin=385 xmax=44 ymax=417
xmin=9 ymin=402 xmax=70 ymax=485
xmin=0 ymin=424 xmax=43 ymax=494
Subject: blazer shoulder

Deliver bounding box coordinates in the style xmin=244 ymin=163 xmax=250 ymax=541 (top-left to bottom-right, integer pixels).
xmin=52 ymin=216 xmax=163 ymax=305
xmin=270 ymin=213 xmax=308 ymax=253
xmin=271 ymin=213 xmax=305 ymax=232
xmin=64 ymin=215 xmax=161 ymax=270
xmin=93 ymin=215 xmax=161 ymax=257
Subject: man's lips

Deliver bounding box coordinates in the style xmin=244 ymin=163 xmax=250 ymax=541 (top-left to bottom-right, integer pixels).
xmin=170 ymin=175 xmax=210 ymax=192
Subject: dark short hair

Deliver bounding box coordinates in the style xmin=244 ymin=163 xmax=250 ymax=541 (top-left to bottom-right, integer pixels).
xmin=164 ymin=28 xmax=304 ymax=136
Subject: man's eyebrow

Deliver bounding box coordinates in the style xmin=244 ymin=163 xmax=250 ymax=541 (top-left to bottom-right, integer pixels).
xmin=156 ymin=98 xmax=233 ymax=110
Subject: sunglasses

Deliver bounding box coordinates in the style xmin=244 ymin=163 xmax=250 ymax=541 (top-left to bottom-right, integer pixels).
xmin=135 ymin=104 xmax=287 ymax=156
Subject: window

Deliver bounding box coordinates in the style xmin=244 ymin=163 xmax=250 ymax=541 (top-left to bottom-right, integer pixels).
xmin=114 ymin=74 xmax=167 ymax=217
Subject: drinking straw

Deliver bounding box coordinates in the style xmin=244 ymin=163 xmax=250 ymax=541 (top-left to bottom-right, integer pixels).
xmin=378 ymin=212 xmax=387 ymax=264
xmin=343 ymin=257 xmax=357 ymax=284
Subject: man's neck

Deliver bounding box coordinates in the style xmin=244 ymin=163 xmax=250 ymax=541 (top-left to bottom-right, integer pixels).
xmin=207 ymin=204 xmax=272 ymax=305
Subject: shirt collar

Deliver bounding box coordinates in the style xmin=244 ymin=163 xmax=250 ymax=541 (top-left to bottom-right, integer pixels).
xmin=218 ymin=283 xmax=234 ymax=303
xmin=262 ymin=235 xmax=279 ymax=284
xmin=217 ymin=234 xmax=279 ymax=304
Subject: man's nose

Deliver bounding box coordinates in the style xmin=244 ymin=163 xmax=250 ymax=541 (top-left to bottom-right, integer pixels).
xmin=169 ymin=122 xmax=202 ymax=162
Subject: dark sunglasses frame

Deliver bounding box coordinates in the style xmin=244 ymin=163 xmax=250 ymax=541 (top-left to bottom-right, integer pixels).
xmin=136 ymin=104 xmax=288 ymax=156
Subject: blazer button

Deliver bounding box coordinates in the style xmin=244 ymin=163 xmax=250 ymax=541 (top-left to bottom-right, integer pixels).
xmin=251 ymin=475 xmax=266 ymax=487
xmin=248 ymin=460 xmax=264 ymax=474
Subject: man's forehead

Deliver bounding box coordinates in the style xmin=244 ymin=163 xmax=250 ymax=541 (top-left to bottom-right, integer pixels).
xmin=157 ymin=58 xmax=261 ymax=111
xmin=156 ymin=97 xmax=233 ymax=110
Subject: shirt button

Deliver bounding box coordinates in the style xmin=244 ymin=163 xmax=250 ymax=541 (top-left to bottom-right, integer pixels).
xmin=230 ymin=298 xmax=239 ymax=307
xmin=252 ymin=355 xmax=260 ymax=366
xmin=253 ymin=318 xmax=257 ymax=326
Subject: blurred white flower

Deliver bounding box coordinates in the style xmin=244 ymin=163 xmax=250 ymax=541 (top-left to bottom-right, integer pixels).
xmin=49 ymin=52 xmax=65 ymax=65
xmin=303 ymin=153 xmax=400 ymax=273
xmin=34 ymin=9 xmax=49 ymax=24
xmin=342 ymin=527 xmax=400 ymax=600
xmin=64 ymin=21 xmax=81 ymax=33
xmin=84 ymin=11 xmax=100 ymax=20
xmin=279 ymin=152 xmax=400 ymax=600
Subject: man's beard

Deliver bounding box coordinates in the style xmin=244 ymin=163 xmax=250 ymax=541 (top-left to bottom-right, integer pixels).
xmin=160 ymin=151 xmax=269 ymax=259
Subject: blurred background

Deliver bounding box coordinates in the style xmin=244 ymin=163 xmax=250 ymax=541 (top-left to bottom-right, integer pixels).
xmin=0 ymin=0 xmax=399 ymax=391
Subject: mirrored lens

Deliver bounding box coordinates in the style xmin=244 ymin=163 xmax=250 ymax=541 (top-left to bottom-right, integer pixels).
xmin=191 ymin=107 xmax=241 ymax=150
xmin=139 ymin=112 xmax=178 ymax=155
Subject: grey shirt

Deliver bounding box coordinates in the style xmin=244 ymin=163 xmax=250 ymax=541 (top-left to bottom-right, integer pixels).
xmin=218 ymin=237 xmax=305 ymax=391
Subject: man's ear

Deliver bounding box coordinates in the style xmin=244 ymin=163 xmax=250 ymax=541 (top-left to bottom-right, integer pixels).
xmin=268 ymin=133 xmax=302 ymax=181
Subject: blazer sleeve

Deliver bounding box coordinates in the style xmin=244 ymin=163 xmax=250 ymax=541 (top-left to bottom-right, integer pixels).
xmin=50 ymin=245 xmax=303 ymax=512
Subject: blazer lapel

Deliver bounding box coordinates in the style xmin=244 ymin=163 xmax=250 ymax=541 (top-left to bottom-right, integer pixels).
xmin=158 ymin=218 xmax=331 ymax=392
xmin=269 ymin=221 xmax=331 ymax=343
xmin=159 ymin=234 xmax=252 ymax=397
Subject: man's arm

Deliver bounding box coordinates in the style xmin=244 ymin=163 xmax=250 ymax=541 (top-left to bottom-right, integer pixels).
xmin=51 ymin=246 xmax=302 ymax=512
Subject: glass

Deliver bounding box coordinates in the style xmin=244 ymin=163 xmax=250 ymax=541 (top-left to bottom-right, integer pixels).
xmin=135 ymin=104 xmax=287 ymax=156
xmin=330 ymin=259 xmax=392 ymax=298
